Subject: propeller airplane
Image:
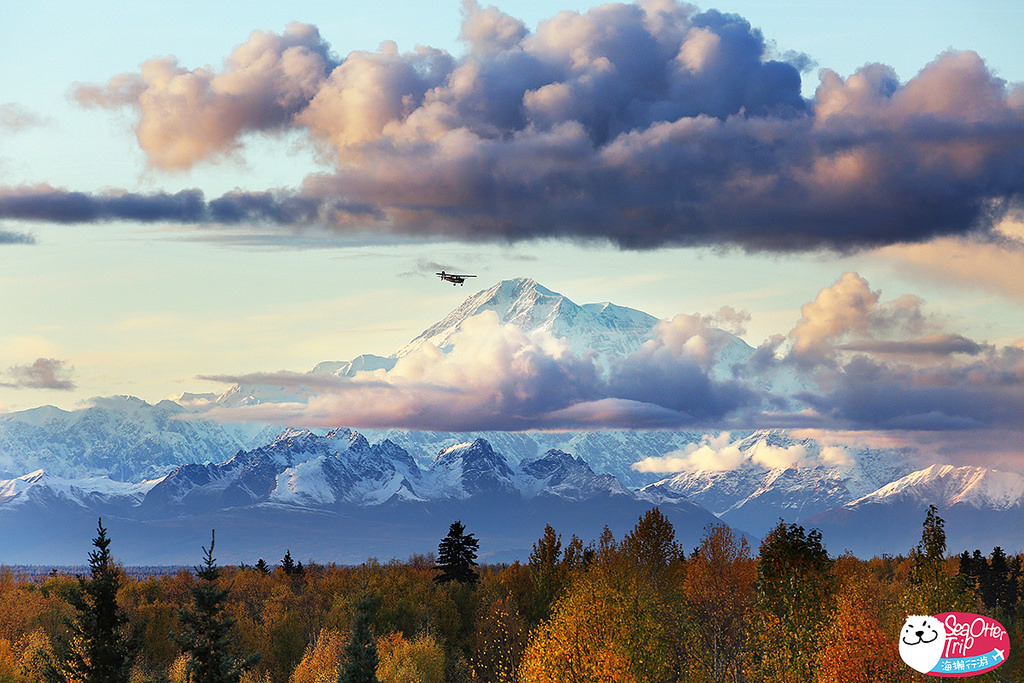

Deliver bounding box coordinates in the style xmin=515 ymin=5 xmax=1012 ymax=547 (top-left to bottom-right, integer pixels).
xmin=437 ymin=271 xmax=477 ymax=286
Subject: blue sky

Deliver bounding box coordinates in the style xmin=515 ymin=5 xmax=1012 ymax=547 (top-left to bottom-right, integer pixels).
xmin=1 ymin=0 xmax=1023 ymax=469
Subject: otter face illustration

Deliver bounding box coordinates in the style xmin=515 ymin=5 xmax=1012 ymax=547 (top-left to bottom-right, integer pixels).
xmin=899 ymin=615 xmax=946 ymax=673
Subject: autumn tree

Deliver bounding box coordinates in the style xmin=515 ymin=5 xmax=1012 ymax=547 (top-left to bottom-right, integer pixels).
xmin=434 ymin=521 xmax=479 ymax=585
xmin=517 ymin=564 xmax=671 ymax=682
xmin=44 ymin=518 xmax=137 ymax=683
xmin=176 ymin=531 xmax=260 ymax=683
xmin=469 ymin=593 xmax=525 ymax=683
xmin=683 ymin=524 xmax=755 ymax=682
xmin=376 ymin=632 xmax=444 ymax=683
xmin=290 ymin=628 xmax=345 ymax=683
xmin=816 ymin=567 xmax=910 ymax=683
xmin=746 ymin=521 xmax=834 ymax=683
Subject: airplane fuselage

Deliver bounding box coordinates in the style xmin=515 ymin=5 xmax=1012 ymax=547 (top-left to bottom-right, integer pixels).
xmin=437 ymin=271 xmax=474 ymax=285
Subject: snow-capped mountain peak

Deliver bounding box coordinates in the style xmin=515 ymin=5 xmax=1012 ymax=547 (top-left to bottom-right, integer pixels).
xmin=846 ymin=464 xmax=1024 ymax=511
xmin=397 ymin=278 xmax=659 ymax=360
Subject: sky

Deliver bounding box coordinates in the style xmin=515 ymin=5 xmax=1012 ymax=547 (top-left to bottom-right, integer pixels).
xmin=1 ymin=0 xmax=1023 ymax=469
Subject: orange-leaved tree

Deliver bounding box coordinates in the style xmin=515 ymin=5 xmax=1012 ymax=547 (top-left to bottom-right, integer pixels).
xmin=683 ymin=524 xmax=755 ymax=682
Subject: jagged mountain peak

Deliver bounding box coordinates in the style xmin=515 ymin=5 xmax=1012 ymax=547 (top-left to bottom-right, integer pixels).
xmin=522 ymin=449 xmax=592 ymax=478
xmin=435 ymin=437 xmax=495 ymax=462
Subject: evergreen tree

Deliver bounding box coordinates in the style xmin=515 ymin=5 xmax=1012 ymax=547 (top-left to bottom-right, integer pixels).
xmin=176 ymin=531 xmax=259 ymax=683
xmin=338 ymin=595 xmax=380 ymax=683
xmin=983 ymin=546 xmax=1018 ymax=611
xmin=254 ymin=558 xmax=270 ymax=575
xmin=434 ymin=520 xmax=480 ymax=585
xmin=528 ymin=524 xmax=566 ymax=623
xmin=281 ymin=549 xmax=297 ymax=575
xmin=45 ymin=518 xmax=136 ymax=683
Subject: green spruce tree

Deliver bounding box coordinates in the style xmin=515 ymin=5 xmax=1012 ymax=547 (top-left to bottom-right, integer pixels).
xmin=176 ymin=531 xmax=259 ymax=683
xmin=44 ymin=518 xmax=136 ymax=683
xmin=434 ymin=520 xmax=479 ymax=585
xmin=338 ymin=595 xmax=379 ymax=683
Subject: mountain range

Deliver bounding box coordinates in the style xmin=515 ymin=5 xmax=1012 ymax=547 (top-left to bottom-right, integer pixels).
xmin=1 ymin=278 xmax=1021 ymax=564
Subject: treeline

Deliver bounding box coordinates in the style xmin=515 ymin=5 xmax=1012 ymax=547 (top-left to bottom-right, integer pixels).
xmin=0 ymin=506 xmax=1022 ymax=682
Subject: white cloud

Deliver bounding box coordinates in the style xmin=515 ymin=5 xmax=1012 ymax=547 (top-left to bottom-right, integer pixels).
xmin=631 ymin=432 xmax=742 ymax=472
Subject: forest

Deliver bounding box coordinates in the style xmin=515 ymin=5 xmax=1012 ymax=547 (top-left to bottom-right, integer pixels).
xmin=0 ymin=506 xmax=1020 ymax=682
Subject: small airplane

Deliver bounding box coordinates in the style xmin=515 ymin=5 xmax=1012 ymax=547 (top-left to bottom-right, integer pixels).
xmin=437 ymin=271 xmax=477 ymax=286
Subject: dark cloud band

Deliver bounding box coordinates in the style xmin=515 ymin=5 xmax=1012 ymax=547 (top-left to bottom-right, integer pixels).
xmin=11 ymin=2 xmax=1024 ymax=251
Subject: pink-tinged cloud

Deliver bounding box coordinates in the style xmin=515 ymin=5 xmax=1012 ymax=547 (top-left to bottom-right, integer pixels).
xmin=75 ymin=23 xmax=336 ymax=169
xmin=874 ymin=223 xmax=1024 ymax=299
xmin=195 ymin=275 xmax=1023 ymax=433
xmin=0 ymin=103 xmax=48 ymax=131
xmin=2 ymin=358 xmax=75 ymax=390
xmin=42 ymin=1 xmax=1022 ymax=252
xmin=787 ymin=272 xmax=947 ymax=366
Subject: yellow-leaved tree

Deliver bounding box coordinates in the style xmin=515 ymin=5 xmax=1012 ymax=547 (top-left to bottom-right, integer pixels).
xmin=289 ymin=628 xmax=346 ymax=683
xmin=375 ymin=632 xmax=444 ymax=683
xmin=518 ymin=518 xmax=674 ymax=683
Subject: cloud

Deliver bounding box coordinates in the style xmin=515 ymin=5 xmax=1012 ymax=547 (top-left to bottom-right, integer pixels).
xmin=786 ymin=272 xmax=949 ymax=365
xmin=0 ymin=229 xmax=35 ymax=245
xmin=75 ymin=23 xmax=337 ymax=169
xmin=631 ymin=432 xmax=823 ymax=473
xmin=193 ymin=273 xmax=1024 ymax=434
xmin=632 ymin=432 xmax=743 ymax=472
xmin=874 ymin=216 xmax=1024 ymax=299
xmin=0 ymin=103 xmax=48 ymax=131
xmin=2 ymin=358 xmax=76 ymax=390
xmin=41 ymin=2 xmax=1018 ymax=252
xmin=838 ymin=333 xmax=988 ymax=358
xmin=200 ymin=309 xmax=760 ymax=430
xmin=0 ymin=185 xmax=374 ymax=228
xmin=0 ymin=185 xmax=207 ymax=223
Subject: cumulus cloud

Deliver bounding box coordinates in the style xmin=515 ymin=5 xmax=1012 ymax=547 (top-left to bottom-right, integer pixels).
xmin=632 ymin=432 xmax=743 ymax=472
xmin=799 ymin=350 xmax=1024 ymax=431
xmin=632 ymin=432 xmax=825 ymax=473
xmin=786 ymin=272 xmax=957 ymax=365
xmin=2 ymin=358 xmax=76 ymax=390
xmin=36 ymin=2 xmax=1018 ymax=251
xmin=75 ymin=23 xmax=337 ymax=169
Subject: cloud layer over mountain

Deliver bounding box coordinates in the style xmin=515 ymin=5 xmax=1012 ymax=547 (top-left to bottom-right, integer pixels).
xmin=199 ymin=274 xmax=1024 ymax=446
xmin=3 ymin=0 xmax=1022 ymax=251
